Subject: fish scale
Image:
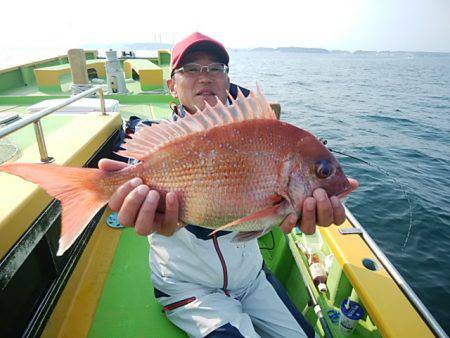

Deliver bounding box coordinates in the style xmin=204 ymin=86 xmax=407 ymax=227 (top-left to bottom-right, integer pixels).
xmin=125 ymin=121 xmax=291 ymax=231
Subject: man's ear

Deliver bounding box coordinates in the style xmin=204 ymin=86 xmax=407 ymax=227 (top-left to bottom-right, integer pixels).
xmin=167 ymin=78 xmax=178 ymax=98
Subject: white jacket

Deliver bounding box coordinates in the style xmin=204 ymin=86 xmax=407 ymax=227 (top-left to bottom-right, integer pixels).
xmin=149 ymin=226 xmax=263 ymax=296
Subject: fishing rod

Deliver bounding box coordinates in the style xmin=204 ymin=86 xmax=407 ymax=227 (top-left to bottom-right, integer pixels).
xmin=289 ymin=238 xmax=334 ymax=338
xmin=302 ymin=270 xmax=334 ymax=338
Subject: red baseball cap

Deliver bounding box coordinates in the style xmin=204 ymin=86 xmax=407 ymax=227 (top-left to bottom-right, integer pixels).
xmin=171 ymin=32 xmax=229 ymax=71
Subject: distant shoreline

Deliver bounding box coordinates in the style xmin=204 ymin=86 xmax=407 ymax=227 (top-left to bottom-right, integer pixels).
xmin=81 ymin=42 xmax=450 ymax=56
xmin=242 ymin=47 xmax=450 ymax=56
xmin=5 ymin=42 xmax=447 ymax=56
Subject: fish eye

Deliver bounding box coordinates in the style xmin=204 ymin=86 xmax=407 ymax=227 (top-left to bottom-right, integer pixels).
xmin=314 ymin=160 xmax=333 ymax=179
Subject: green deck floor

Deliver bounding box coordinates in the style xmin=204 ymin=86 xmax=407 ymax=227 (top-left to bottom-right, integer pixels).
xmin=88 ymin=228 xmax=186 ymax=338
xmin=120 ymin=102 xmax=173 ymax=121
xmin=86 ymin=228 xmax=314 ymax=338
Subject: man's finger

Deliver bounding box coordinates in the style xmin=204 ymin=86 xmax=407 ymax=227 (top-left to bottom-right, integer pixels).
xmin=159 ymin=192 xmax=181 ymax=236
xmin=280 ymin=214 xmax=297 ymax=234
xmin=98 ymin=158 xmax=129 ymax=172
xmin=108 ymin=178 xmax=143 ymax=211
xmin=134 ymin=190 xmax=160 ymax=236
xmin=117 ymin=185 xmax=149 ymax=227
xmin=314 ymin=189 xmax=333 ymax=226
xmin=300 ymin=197 xmax=316 ymax=234
xmin=331 ymin=196 xmax=346 ymax=225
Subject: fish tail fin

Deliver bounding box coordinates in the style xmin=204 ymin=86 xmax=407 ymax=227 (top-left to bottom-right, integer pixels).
xmin=0 ymin=163 xmax=111 ymax=256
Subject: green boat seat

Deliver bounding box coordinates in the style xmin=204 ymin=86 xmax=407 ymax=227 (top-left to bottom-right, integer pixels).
xmin=158 ymin=50 xmax=171 ymax=65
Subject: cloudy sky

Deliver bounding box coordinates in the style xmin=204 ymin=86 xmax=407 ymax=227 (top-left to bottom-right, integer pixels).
xmin=2 ymin=0 xmax=449 ymax=52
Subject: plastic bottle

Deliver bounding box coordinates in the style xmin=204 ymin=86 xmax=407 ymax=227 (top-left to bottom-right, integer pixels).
xmin=304 ymin=231 xmax=323 ymax=252
xmin=308 ymin=251 xmax=328 ymax=292
xmin=324 ymin=253 xmax=335 ymax=274
xmin=339 ymin=299 xmax=365 ymax=334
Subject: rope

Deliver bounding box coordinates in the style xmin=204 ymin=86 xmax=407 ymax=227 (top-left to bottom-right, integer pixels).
xmin=0 ymin=138 xmax=21 ymax=164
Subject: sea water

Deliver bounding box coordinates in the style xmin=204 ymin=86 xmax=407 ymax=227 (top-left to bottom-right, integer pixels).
xmin=230 ymin=50 xmax=450 ymax=333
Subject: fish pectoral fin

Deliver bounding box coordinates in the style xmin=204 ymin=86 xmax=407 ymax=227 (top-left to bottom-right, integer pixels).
xmin=209 ymin=202 xmax=288 ymax=238
xmin=232 ymin=228 xmax=271 ymax=242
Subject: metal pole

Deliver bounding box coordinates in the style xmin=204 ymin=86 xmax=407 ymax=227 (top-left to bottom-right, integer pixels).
xmin=0 ymin=87 xmax=109 ymax=163
xmin=98 ymin=88 xmax=106 ymax=115
xmin=0 ymin=86 xmax=102 ymax=140
xmin=33 ymin=120 xmax=54 ymax=163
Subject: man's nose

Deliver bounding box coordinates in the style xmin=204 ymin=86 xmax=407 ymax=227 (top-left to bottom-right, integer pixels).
xmin=198 ymin=71 xmax=212 ymax=82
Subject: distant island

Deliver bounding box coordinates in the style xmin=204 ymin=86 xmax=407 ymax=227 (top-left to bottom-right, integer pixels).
xmin=246 ymin=47 xmax=450 ymax=56
xmin=251 ymin=47 xmax=331 ymax=53
xmin=82 ymin=42 xmax=450 ymax=56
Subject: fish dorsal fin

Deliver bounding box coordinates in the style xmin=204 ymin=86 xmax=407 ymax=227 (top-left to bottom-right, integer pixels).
xmin=117 ymin=84 xmax=277 ymax=161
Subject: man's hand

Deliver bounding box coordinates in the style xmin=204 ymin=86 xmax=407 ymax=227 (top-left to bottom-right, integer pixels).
xmin=280 ymin=179 xmax=359 ymax=235
xmin=99 ymin=159 xmax=183 ymax=236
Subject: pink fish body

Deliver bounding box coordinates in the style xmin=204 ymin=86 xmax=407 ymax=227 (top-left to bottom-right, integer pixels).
xmin=0 ymin=87 xmax=353 ymax=255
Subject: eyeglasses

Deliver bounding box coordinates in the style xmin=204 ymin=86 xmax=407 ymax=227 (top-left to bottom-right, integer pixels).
xmin=173 ymin=63 xmax=229 ymax=77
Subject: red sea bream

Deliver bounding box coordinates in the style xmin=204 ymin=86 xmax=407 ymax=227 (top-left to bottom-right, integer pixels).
xmin=0 ymin=87 xmax=353 ymax=255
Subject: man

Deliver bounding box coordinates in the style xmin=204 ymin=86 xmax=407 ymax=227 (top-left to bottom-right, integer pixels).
xmin=99 ymin=32 xmax=358 ymax=337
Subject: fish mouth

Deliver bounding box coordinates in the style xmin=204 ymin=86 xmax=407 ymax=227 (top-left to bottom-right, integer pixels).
xmin=336 ymin=184 xmax=355 ymax=200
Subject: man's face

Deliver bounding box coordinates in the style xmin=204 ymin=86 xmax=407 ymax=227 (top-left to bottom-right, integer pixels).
xmin=167 ymin=51 xmax=230 ymax=113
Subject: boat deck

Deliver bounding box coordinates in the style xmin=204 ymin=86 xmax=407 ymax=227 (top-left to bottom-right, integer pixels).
xmin=0 ymin=80 xmax=166 ymax=97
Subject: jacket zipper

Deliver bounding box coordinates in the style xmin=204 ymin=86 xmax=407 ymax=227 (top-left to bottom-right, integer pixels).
xmin=212 ymin=233 xmax=230 ymax=297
